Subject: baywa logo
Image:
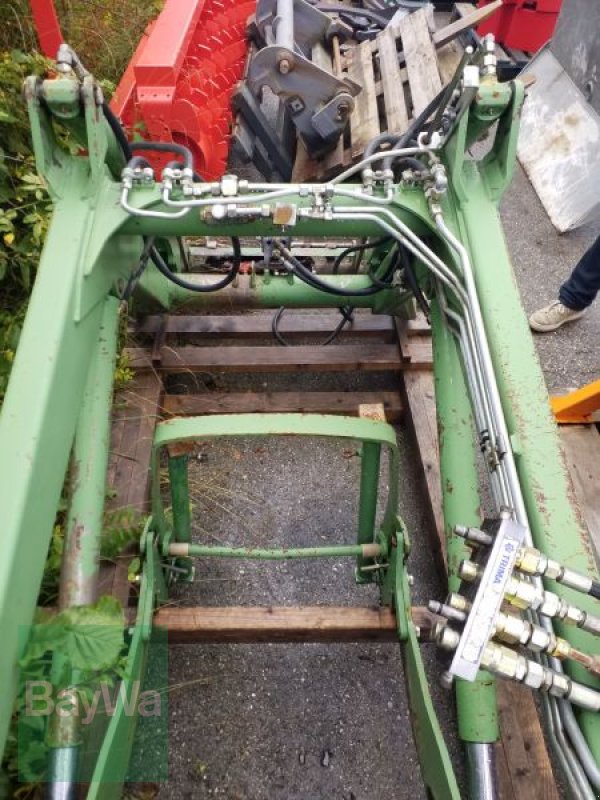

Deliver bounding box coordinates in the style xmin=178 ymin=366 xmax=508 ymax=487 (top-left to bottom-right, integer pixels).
xmin=25 ymin=680 xmax=162 ymax=724
xmin=15 ymin=609 xmax=168 ymax=784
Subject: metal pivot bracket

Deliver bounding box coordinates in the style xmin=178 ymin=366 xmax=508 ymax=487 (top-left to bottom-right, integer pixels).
xmin=248 ymin=0 xmax=360 ymax=154
xmin=389 ymin=522 xmax=462 ymax=800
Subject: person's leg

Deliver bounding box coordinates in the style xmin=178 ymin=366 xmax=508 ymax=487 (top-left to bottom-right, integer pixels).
xmin=529 ymin=234 xmax=600 ymax=332
xmin=559 ymin=233 xmax=600 ymax=310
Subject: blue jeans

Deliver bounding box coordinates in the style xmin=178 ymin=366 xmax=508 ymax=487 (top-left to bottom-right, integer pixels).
xmin=559 ymin=234 xmax=600 ymax=311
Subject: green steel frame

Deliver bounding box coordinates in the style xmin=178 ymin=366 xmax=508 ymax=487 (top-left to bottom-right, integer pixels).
xmin=1 ymin=59 xmax=599 ymax=798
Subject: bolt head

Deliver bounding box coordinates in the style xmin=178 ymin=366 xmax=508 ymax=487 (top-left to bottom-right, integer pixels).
xmin=279 ymin=58 xmax=292 ymax=75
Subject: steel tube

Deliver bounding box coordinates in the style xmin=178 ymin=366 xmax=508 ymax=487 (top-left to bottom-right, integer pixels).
xmin=466 ymin=742 xmax=497 ymax=800
xmin=45 ymin=745 xmax=79 ymax=800
xmin=275 ymin=0 xmax=295 ymax=50
xmin=169 ymin=543 xmax=382 ymax=559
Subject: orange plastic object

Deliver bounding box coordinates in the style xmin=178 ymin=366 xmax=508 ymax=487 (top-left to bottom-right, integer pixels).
xmin=551 ymin=379 xmax=600 ymax=424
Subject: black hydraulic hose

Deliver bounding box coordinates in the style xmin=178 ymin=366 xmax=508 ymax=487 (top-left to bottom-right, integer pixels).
xmin=99 ymin=104 xmax=235 ymax=294
xmin=393 ymin=156 xmax=429 ymax=173
xmin=127 ymin=156 xmax=153 ymax=171
xmin=363 ymin=86 xmax=445 ymax=174
xmin=363 ymin=133 xmax=400 ymax=160
xmin=400 ymin=245 xmax=430 ymax=320
xmin=396 ymin=85 xmax=448 ymax=147
xmin=130 ymin=141 xmax=194 ymax=171
xmin=279 ymin=243 xmax=395 ymax=297
xmin=102 ymin=101 xmax=132 ymax=160
xmin=272 ymin=305 xmax=354 ymax=347
xmin=150 ymin=239 xmax=241 ymax=293
xmin=332 ymin=236 xmax=391 ymax=274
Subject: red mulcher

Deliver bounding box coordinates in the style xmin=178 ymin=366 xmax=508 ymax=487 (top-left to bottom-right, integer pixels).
xmin=29 ymin=0 xmax=256 ymax=180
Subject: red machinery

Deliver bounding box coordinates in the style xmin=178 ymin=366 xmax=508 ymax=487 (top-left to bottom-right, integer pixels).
xmin=29 ymin=0 xmax=256 ymax=179
xmin=477 ymin=0 xmax=563 ymax=52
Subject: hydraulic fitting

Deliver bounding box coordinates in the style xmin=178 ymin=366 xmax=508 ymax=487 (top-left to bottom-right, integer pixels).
xmin=480 ymin=34 xmax=497 ymax=79
xmin=437 ymin=627 xmax=600 ymax=712
xmin=455 ymin=525 xmax=600 ymax=599
xmin=454 ymin=524 xmax=493 ymax=547
xmin=459 ymin=559 xmax=600 ymax=635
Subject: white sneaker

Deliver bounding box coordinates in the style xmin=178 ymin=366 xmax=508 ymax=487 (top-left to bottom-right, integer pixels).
xmin=529 ymin=301 xmax=585 ymax=333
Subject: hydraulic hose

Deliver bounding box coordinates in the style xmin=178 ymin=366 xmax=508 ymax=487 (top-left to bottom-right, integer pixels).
xmin=150 ymin=239 xmax=241 ymax=293
xmin=277 ymin=241 xmax=395 ymax=297
xmin=129 ymin=141 xmax=194 ymax=172
xmin=102 ymin=101 xmax=132 ymax=160
xmin=332 ymin=236 xmax=391 ymax=274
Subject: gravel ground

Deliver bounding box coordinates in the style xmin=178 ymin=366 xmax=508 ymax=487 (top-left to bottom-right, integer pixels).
xmin=131 ymin=152 xmax=600 ymax=798
xmin=502 ymin=165 xmax=600 ymax=391
xmin=152 ymin=425 xmax=461 ymax=800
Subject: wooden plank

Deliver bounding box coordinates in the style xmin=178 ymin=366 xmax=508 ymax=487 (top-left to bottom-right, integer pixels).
xmin=436 ymin=39 xmax=465 ymax=86
xmin=559 ymin=425 xmax=600 ymax=559
xmin=398 ymin=8 xmax=442 ymax=115
xmin=163 ymin=390 xmax=404 ymax=422
xmin=125 ymin=343 xmax=433 ymax=374
xmin=376 ymin=26 xmax=409 ymax=134
xmin=440 ymin=2 xmax=504 ymax=49
xmin=347 ymin=40 xmax=380 ymax=158
xmin=497 ymin=683 xmax=561 ymax=800
xmin=136 ymin=313 xmax=395 ymax=339
xmin=154 ymin=605 xmax=440 ymax=644
xmin=403 ymin=369 xmax=446 ymax=571
xmin=109 ymin=372 xmax=163 ymax=511
xmin=495 ymin=739 xmax=516 ymax=800
xmin=99 ymin=371 xmax=163 ymax=606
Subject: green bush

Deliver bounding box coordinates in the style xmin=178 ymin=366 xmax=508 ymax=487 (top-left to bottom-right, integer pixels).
xmin=0 ymin=3 xmax=162 ymax=404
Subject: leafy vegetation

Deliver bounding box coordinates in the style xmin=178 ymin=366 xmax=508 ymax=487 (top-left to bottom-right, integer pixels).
xmin=4 ymin=597 xmax=126 ymax=788
xmin=0 ymin=1 xmax=162 ymax=405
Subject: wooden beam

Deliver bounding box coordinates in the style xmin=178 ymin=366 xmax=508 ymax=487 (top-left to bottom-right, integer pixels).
xmin=347 ymin=41 xmax=380 ymax=158
xmin=136 ymin=313 xmax=395 ymax=339
xmin=125 ymin=343 xmax=433 ymax=374
xmin=433 ymin=2 xmax=503 ymax=50
xmin=398 ymin=8 xmax=442 ymax=116
xmin=497 ymin=683 xmax=560 ymax=800
xmin=163 ymin=390 xmax=404 ymax=422
xmin=153 ymin=605 xmax=440 ymax=644
xmin=559 ymin=426 xmax=600 ymax=560
xmin=377 ymin=26 xmax=409 ymax=134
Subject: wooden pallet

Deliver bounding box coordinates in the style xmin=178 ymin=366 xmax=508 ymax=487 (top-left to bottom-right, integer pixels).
xmin=292 ymin=2 xmax=501 ymax=182
xmin=107 ymin=305 xmax=560 ymax=799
